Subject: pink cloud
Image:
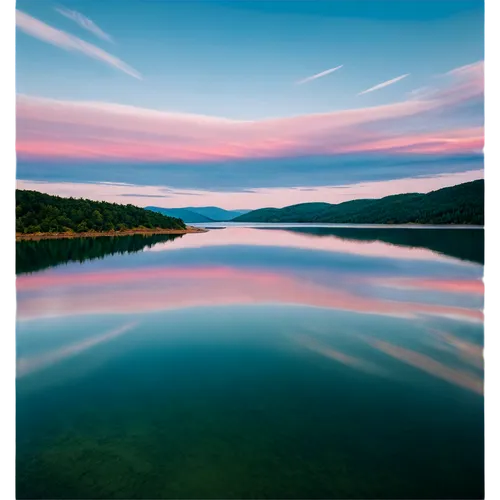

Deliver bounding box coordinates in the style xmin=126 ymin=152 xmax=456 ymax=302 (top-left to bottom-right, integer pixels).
xmin=350 ymin=128 xmax=484 ymax=155
xmin=16 ymin=61 xmax=483 ymax=162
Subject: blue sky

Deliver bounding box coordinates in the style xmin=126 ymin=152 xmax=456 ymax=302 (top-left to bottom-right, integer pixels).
xmin=16 ymin=0 xmax=484 ymax=208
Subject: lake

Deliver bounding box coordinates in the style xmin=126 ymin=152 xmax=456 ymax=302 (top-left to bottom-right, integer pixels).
xmin=16 ymin=226 xmax=484 ymax=499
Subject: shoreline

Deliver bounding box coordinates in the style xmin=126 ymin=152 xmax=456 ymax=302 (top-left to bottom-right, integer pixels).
xmin=16 ymin=226 xmax=207 ymax=241
xmin=194 ymin=222 xmax=484 ymax=229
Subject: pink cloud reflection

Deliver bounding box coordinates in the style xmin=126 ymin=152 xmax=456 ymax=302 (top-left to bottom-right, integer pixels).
xmin=291 ymin=333 xmax=385 ymax=376
xmin=432 ymin=329 xmax=483 ymax=370
xmin=17 ymin=265 xmax=483 ymax=323
xmin=17 ymin=322 xmax=137 ymax=377
xmin=369 ymin=339 xmax=483 ymax=395
xmin=388 ymin=278 xmax=484 ymax=295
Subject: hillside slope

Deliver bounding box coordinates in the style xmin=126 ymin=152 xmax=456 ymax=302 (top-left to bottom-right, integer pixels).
xmin=184 ymin=206 xmax=249 ymax=221
xmin=233 ymin=180 xmax=484 ymax=225
xmin=146 ymin=206 xmax=249 ymax=222
xmin=146 ymin=206 xmax=213 ymax=223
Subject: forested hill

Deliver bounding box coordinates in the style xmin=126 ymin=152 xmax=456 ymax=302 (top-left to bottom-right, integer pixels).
xmin=16 ymin=190 xmax=186 ymax=234
xmin=233 ymin=180 xmax=484 ymax=225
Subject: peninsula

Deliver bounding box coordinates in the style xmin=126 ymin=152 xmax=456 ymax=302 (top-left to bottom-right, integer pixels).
xmin=16 ymin=190 xmax=206 ymax=241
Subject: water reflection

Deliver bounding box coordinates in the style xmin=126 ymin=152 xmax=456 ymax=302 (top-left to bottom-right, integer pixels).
xmin=260 ymin=226 xmax=484 ymax=264
xmin=290 ymin=329 xmax=484 ymax=395
xmin=17 ymin=322 xmax=137 ymax=378
xmin=16 ymin=233 xmax=183 ymax=274
xmin=16 ymin=226 xmax=484 ymax=499
xmin=17 ymin=267 xmax=484 ymax=323
xmin=290 ymin=332 xmax=385 ymax=376
xmin=368 ymin=338 xmax=483 ymax=395
xmin=16 ymin=227 xmax=484 ymax=384
xmin=16 ymin=228 xmax=484 ymax=324
xmin=433 ymin=329 xmax=484 ymax=369
xmin=148 ymin=227 xmax=442 ymax=259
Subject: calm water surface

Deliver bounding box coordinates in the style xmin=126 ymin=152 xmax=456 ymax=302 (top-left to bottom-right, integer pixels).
xmin=16 ymin=226 xmax=484 ymax=499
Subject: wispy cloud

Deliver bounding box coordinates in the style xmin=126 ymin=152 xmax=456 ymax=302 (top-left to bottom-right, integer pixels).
xmin=55 ymin=6 xmax=114 ymax=43
xmin=446 ymin=61 xmax=482 ymax=78
xmin=15 ymin=60 xmax=483 ymax=194
xmin=296 ymin=64 xmax=343 ymax=85
xmin=407 ymin=86 xmax=432 ymax=99
xmin=16 ymin=170 xmax=484 ymax=210
xmin=358 ymin=73 xmax=409 ymax=95
xmin=121 ymin=193 xmax=171 ymax=198
xmin=16 ymin=10 xmax=141 ymax=79
xmin=16 ymin=61 xmax=484 ymax=168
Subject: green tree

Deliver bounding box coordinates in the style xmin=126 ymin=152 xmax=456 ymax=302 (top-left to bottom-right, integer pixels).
xmin=92 ymin=209 xmax=104 ymax=228
xmin=77 ymin=221 xmax=89 ymax=233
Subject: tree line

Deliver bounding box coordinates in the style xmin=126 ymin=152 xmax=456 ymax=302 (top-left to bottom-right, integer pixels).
xmin=16 ymin=190 xmax=186 ymax=234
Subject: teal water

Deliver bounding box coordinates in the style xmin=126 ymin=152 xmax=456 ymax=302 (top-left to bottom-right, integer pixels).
xmin=16 ymin=226 xmax=484 ymax=499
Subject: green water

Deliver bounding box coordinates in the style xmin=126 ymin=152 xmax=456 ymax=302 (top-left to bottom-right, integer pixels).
xmin=16 ymin=226 xmax=484 ymax=499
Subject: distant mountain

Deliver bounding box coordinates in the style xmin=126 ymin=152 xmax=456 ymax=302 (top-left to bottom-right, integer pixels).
xmin=146 ymin=206 xmax=250 ymax=222
xmin=184 ymin=206 xmax=250 ymax=221
xmin=233 ymin=180 xmax=484 ymax=225
xmin=145 ymin=207 xmax=213 ymax=223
